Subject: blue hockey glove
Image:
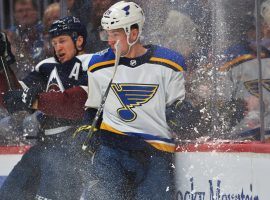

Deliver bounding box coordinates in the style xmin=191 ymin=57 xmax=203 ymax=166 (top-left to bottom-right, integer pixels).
xmin=166 ymin=100 xmax=201 ymax=134
xmin=3 ymin=87 xmax=41 ymax=113
xmin=0 ymin=32 xmax=15 ymax=65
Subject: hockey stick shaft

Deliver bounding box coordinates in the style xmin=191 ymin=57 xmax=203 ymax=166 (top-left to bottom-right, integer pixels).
xmin=82 ymin=41 xmax=121 ymax=151
xmin=0 ymin=56 xmax=13 ymax=91
xmin=0 ymin=32 xmax=16 ymax=91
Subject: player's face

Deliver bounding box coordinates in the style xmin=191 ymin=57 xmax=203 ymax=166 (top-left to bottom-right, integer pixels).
xmin=106 ymin=29 xmax=129 ymax=55
xmin=51 ymin=35 xmax=77 ymax=63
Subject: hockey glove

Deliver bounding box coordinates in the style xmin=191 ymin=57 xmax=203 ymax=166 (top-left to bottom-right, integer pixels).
xmin=222 ymin=98 xmax=247 ymax=127
xmin=0 ymin=32 xmax=15 ymax=65
xmin=166 ymin=100 xmax=201 ymax=135
xmin=3 ymin=87 xmax=41 ymax=113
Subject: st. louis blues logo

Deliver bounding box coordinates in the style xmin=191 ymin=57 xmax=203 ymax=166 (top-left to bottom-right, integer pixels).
xmin=122 ymin=5 xmax=130 ymax=16
xmin=244 ymin=79 xmax=270 ymax=96
xmin=111 ymin=83 xmax=159 ymax=122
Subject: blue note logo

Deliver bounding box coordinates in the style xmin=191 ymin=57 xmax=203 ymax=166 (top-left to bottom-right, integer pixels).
xmin=122 ymin=5 xmax=130 ymax=16
xmin=244 ymin=79 xmax=270 ymax=96
xmin=111 ymin=83 xmax=159 ymax=122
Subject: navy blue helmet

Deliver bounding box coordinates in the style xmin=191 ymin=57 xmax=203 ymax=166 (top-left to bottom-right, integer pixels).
xmin=49 ymin=16 xmax=87 ymax=47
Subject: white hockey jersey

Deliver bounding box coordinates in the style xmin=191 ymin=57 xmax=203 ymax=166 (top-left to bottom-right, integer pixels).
xmin=220 ymin=52 xmax=270 ymax=133
xmin=85 ymin=45 xmax=186 ymax=152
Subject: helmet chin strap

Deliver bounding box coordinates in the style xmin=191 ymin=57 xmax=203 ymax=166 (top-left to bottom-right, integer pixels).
xmin=121 ymin=31 xmax=141 ymax=57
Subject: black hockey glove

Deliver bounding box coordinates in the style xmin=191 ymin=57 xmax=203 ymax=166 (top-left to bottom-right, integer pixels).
xmin=0 ymin=32 xmax=15 ymax=65
xmin=166 ymin=100 xmax=201 ymax=135
xmin=223 ymin=98 xmax=247 ymax=127
xmin=3 ymin=87 xmax=41 ymax=113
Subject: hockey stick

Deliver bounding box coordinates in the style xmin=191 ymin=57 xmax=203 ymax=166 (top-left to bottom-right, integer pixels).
xmin=82 ymin=40 xmax=121 ymax=151
xmin=0 ymin=32 xmax=16 ymax=91
xmin=0 ymin=56 xmax=11 ymax=90
xmin=0 ymin=32 xmax=13 ymax=91
xmin=0 ymin=57 xmax=13 ymax=90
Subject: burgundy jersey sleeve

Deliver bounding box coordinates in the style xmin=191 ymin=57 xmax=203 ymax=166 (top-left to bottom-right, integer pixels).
xmin=37 ymin=86 xmax=87 ymax=120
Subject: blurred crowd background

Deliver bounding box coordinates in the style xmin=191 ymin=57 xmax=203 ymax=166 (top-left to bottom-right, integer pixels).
xmin=0 ymin=0 xmax=269 ymax=145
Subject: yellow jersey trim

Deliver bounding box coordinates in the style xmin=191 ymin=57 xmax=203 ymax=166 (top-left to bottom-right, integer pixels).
xmin=100 ymin=122 xmax=126 ymax=135
xmin=219 ymin=54 xmax=255 ymax=72
xmin=148 ymin=142 xmax=175 ymax=152
xmin=100 ymin=122 xmax=175 ymax=152
xmin=88 ymin=60 xmax=115 ymax=72
xmin=150 ymin=57 xmax=184 ymax=72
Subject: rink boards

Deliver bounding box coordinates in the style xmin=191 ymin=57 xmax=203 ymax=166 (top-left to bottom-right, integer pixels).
xmin=1 ymin=142 xmax=270 ymax=199
xmin=0 ymin=146 xmax=30 ymax=187
xmin=175 ymin=141 xmax=270 ymax=200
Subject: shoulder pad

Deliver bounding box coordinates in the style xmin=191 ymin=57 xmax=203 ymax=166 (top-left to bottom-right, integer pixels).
xmin=35 ymin=57 xmax=56 ymax=72
xmin=219 ymin=54 xmax=255 ymax=72
xmin=150 ymin=45 xmax=187 ymax=72
xmin=218 ymin=44 xmax=255 ymax=71
xmin=76 ymin=54 xmax=94 ymax=71
xmin=88 ymin=48 xmax=115 ymax=73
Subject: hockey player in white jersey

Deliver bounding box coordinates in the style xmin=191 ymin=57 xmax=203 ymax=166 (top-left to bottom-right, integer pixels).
xmin=78 ymin=1 xmax=200 ymax=199
xmin=222 ymin=1 xmax=270 ymax=139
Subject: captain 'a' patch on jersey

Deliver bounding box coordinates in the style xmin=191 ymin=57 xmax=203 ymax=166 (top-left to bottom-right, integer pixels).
xmin=22 ymin=55 xmax=91 ymax=92
xmin=45 ymin=59 xmax=83 ymax=92
xmin=111 ymin=83 xmax=159 ymax=122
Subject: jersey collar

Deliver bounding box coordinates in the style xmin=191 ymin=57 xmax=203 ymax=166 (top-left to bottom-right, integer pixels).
xmin=119 ymin=45 xmax=155 ymax=68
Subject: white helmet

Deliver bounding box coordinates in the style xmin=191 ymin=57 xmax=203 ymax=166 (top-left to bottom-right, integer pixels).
xmin=261 ymin=0 xmax=270 ymax=25
xmin=101 ymin=1 xmax=145 ymax=37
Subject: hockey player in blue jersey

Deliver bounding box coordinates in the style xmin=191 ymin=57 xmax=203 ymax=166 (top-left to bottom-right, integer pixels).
xmin=0 ymin=16 xmax=91 ymax=200
xmin=77 ymin=1 xmax=200 ymax=199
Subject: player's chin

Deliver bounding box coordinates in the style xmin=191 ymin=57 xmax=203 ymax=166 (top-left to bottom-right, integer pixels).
xmin=58 ymin=56 xmax=68 ymax=63
xmin=111 ymin=47 xmax=124 ymax=56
